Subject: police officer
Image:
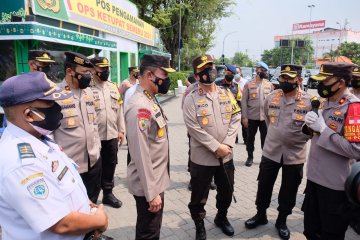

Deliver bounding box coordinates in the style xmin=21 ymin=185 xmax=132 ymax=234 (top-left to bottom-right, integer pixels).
xmin=90 ymin=57 xmax=125 ymax=208
xmin=120 ymin=66 xmax=139 ymax=95
xmin=28 ymin=50 xmax=56 ymax=79
xmin=183 ymin=54 xmax=241 ymax=239
xmin=351 ymin=65 xmax=360 ymax=99
xmin=244 ymin=65 xmax=313 ymax=240
xmin=241 ymin=61 xmax=273 ymax=166
xmin=125 ymin=54 xmax=174 ymax=240
xmin=0 ymin=72 xmax=108 ymax=239
xmin=302 ymin=63 xmax=360 ymax=240
xmin=52 ymin=51 xmax=102 ymax=204
xmin=216 ymin=63 xmax=242 ymax=143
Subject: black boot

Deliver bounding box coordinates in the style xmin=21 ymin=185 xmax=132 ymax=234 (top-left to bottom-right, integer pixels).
xmin=214 ymin=214 xmax=234 ymax=236
xmin=244 ymin=211 xmax=268 ymax=229
xmin=195 ymin=220 xmax=206 ymax=240
xmin=245 ymin=153 xmax=254 ymax=167
xmin=102 ymin=192 xmax=122 ymax=208
xmin=275 ymin=214 xmax=290 ymax=240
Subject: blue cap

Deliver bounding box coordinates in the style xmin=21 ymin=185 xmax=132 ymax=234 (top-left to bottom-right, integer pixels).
xmin=256 ymin=61 xmax=269 ymax=71
xmin=225 ymin=64 xmax=237 ymax=74
xmin=0 ymin=72 xmax=73 ymax=107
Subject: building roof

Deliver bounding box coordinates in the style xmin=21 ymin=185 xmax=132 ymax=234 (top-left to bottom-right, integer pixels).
xmin=315 ymin=56 xmax=353 ymax=66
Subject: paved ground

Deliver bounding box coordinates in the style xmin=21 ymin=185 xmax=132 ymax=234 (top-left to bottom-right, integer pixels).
xmin=101 ymin=93 xmax=358 ymax=240
xmin=0 ymin=92 xmax=358 ymax=240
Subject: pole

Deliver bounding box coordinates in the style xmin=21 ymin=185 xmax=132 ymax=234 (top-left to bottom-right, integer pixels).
xmin=307 ymin=4 xmax=315 ymax=64
xmin=220 ymin=158 xmax=237 ymax=203
xmin=177 ymin=1 xmax=182 ymax=71
xmin=222 ymin=31 xmax=237 ymax=65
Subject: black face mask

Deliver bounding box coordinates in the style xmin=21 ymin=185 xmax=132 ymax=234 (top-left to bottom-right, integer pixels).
xmin=35 ymin=64 xmax=51 ymax=74
xmin=133 ymin=73 xmax=139 ymax=79
xmin=97 ymin=70 xmax=109 ymax=81
xmin=317 ymin=79 xmax=340 ymax=98
xmin=74 ymin=72 xmax=92 ymax=89
xmin=351 ymin=79 xmax=360 ymax=89
xmin=225 ymin=74 xmax=234 ymax=82
xmin=153 ymin=74 xmax=171 ymax=94
xmin=198 ymin=68 xmax=217 ymax=85
xmin=30 ymin=102 xmax=63 ymax=132
xmin=258 ymin=71 xmax=266 ymax=79
xmin=279 ymin=81 xmax=298 ymax=93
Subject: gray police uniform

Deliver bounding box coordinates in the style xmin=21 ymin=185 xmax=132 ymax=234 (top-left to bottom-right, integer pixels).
xmin=183 ymin=85 xmax=241 ymax=220
xmin=255 ymin=89 xmax=312 ymax=220
xmin=302 ymin=89 xmax=360 ymax=239
xmin=91 ymin=80 xmax=125 ymax=195
xmin=0 ymin=123 xmax=90 ymax=240
xmin=125 ymin=85 xmax=170 ymax=239
xmin=241 ymin=79 xmax=273 ymax=158
xmin=53 ymin=80 xmax=101 ymax=203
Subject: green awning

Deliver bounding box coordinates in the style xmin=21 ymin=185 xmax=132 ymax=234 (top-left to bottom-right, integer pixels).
xmin=0 ymin=22 xmax=117 ymax=50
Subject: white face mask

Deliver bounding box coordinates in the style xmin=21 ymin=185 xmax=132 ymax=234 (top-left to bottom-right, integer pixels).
xmin=30 ymin=123 xmax=53 ymax=136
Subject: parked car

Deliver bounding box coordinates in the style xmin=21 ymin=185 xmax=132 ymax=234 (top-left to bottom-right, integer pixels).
xmin=215 ymin=65 xmax=226 ymax=82
xmin=240 ymin=67 xmax=253 ymax=81
xmin=305 ymin=69 xmax=320 ymax=89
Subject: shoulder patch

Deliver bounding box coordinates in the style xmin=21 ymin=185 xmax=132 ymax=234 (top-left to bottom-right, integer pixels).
xmin=17 ymin=143 xmax=35 ymax=159
xmin=27 ymin=178 xmax=49 ymax=199
xmin=138 ymin=108 xmax=151 ymax=131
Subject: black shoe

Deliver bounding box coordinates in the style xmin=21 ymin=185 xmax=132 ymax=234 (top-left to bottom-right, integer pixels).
xmin=245 ymin=157 xmax=253 ymax=167
xmin=210 ymin=181 xmax=217 ymax=190
xmin=188 ymin=182 xmax=192 ymax=191
xmin=275 ymin=222 xmax=290 ymax=240
xmin=102 ymin=193 xmax=122 ymax=208
xmin=214 ymin=215 xmax=234 ymax=236
xmin=244 ymin=213 xmax=268 ymax=229
xmin=195 ymin=220 xmax=206 ymax=240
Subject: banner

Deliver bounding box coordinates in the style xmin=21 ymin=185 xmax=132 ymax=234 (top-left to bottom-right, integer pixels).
xmin=32 ymin=0 xmax=156 ymax=46
xmin=293 ymin=20 xmax=326 ymax=31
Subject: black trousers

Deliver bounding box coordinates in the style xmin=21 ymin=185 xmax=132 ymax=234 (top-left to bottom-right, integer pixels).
xmin=256 ymin=156 xmax=303 ymax=218
xmin=80 ymin=157 xmax=102 ymax=203
xmin=187 ymin=133 xmax=191 ymax=172
xmin=133 ymin=193 xmax=165 ymax=240
xmin=242 ymin=123 xmax=248 ymax=144
xmin=100 ymin=138 xmax=118 ymax=194
xmin=246 ymin=119 xmax=267 ymax=156
xmin=302 ymin=180 xmax=350 ymax=240
xmin=188 ymin=160 xmax=235 ymax=221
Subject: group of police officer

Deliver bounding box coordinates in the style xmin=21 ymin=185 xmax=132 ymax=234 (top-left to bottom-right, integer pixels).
xmin=0 ymin=48 xmax=359 ymax=240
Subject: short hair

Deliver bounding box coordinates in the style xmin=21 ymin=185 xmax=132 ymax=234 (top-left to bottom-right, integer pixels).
xmin=64 ymin=62 xmax=77 ymax=73
xmin=139 ymin=65 xmax=157 ymax=76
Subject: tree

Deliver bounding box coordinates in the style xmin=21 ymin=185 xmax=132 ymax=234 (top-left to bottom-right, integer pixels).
xmin=337 ymin=42 xmax=360 ymax=65
xmin=232 ymin=52 xmax=253 ymax=67
xmin=131 ymin=0 xmax=235 ymax=68
xmin=261 ymin=39 xmax=314 ymax=67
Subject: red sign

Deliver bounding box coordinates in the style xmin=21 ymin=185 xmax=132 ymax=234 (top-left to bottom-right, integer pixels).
xmin=293 ymin=20 xmax=326 ymax=31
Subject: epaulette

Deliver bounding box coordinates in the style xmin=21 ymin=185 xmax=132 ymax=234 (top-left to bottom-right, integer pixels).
xmin=17 ymin=143 xmax=35 ymax=160
xmin=143 ymin=90 xmax=153 ymax=100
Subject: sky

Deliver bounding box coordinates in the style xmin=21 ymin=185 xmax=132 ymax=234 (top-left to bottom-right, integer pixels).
xmin=209 ymin=0 xmax=360 ymax=61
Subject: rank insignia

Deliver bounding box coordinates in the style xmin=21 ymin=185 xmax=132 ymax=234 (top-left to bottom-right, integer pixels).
xmin=198 ymin=99 xmax=206 ymax=104
xmin=334 ymin=110 xmax=342 ymax=116
xmin=296 ymin=114 xmax=304 ymax=121
xmin=201 ymin=109 xmax=207 ymax=115
xmin=17 ymin=143 xmax=35 ymax=159
xmin=338 ymin=97 xmax=346 ymax=105
xmin=67 ymin=117 xmax=76 ymax=127
xmin=270 ymin=117 xmax=276 ymax=124
xmin=143 ymin=90 xmax=153 ymax=100
xmin=252 ymin=93 xmax=257 ymax=98
xmin=201 ymin=117 xmax=209 ymax=126
xmin=226 ymin=114 xmax=231 ymax=119
xmin=61 ymin=98 xmax=73 ymax=104
xmin=27 ymin=178 xmax=49 ymax=199
xmin=225 ymin=106 xmax=231 ymax=112
xmin=157 ymin=127 xmax=165 ymax=138
xmin=198 ymin=88 xmax=204 ymax=95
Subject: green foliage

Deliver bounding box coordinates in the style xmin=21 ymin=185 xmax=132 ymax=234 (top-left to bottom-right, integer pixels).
xmin=168 ymin=70 xmax=191 ymax=90
xmin=338 ymin=42 xmax=360 ymax=65
xmin=261 ymin=39 xmax=314 ymax=67
xmin=232 ymin=52 xmax=253 ymax=67
xmin=131 ymin=0 xmax=235 ymax=69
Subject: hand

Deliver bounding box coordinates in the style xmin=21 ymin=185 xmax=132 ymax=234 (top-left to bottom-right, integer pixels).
xmin=118 ymin=132 xmax=125 ymax=145
xmin=94 ymin=204 xmax=108 ymax=233
xmin=148 ymin=195 xmax=162 ymax=213
xmin=307 ymin=110 xmax=327 ymax=133
xmin=305 ymin=111 xmax=318 ymax=126
xmin=215 ymin=144 xmax=231 ymax=158
xmin=242 ymin=118 xmax=249 ymax=128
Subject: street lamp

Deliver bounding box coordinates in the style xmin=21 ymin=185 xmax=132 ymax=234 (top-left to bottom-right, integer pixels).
xmin=222 ymin=31 xmax=237 ymax=64
xmin=307 ymin=4 xmax=315 ymax=64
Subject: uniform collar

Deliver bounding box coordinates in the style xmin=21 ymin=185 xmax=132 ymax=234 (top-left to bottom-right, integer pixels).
xmin=323 ymin=88 xmax=351 ymax=109
xmin=6 ymin=123 xmax=52 ymax=162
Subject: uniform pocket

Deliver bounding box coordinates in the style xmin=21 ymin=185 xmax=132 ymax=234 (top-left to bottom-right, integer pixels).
xmin=197 ymin=108 xmax=214 ymax=128
xmin=220 ymin=104 xmax=232 ymax=125
xmin=268 ymin=109 xmax=280 ymax=126
xmin=291 ymin=112 xmax=305 ymax=129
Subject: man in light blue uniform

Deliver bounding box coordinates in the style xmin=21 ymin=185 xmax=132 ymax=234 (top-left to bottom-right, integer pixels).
xmin=0 ymin=72 xmax=109 ymax=240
